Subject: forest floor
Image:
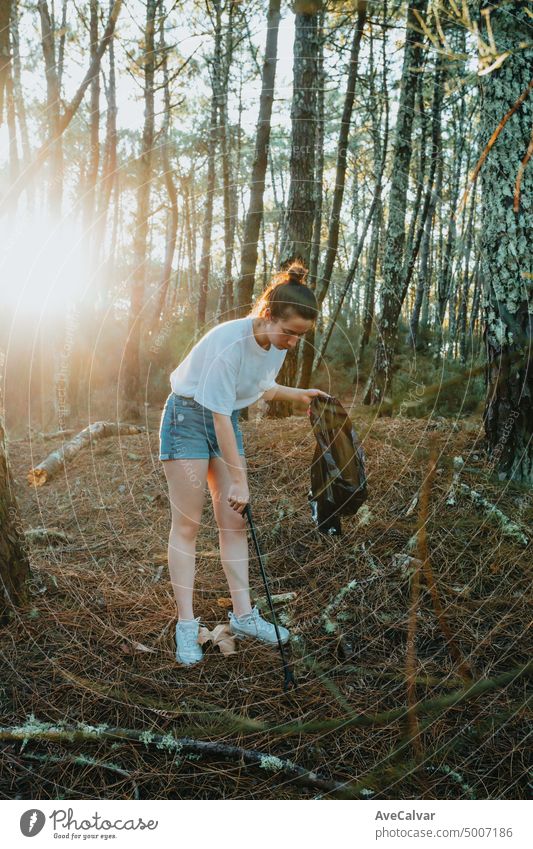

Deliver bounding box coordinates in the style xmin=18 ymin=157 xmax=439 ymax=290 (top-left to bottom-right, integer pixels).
xmin=2 ymin=396 xmax=532 ymax=800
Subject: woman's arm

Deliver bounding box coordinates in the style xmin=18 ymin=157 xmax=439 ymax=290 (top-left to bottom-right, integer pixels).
xmin=262 ymin=385 xmax=330 ymax=405
xmin=212 ymin=413 xmax=249 ymax=513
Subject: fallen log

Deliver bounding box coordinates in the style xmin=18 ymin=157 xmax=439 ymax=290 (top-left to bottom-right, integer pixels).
xmin=27 ymin=422 xmax=145 ymax=487
xmin=0 ymin=717 xmax=367 ymax=799
xmin=459 ymin=483 xmax=529 ymax=546
xmin=38 ymin=429 xmax=76 ymax=441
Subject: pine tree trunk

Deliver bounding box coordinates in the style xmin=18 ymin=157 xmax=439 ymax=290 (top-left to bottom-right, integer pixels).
xmin=95 ymin=0 xmax=118 ymax=311
xmin=197 ymin=0 xmax=222 ymax=331
xmin=363 ymin=0 xmax=428 ymax=407
xmin=314 ymin=4 xmax=367 ymax=310
xmin=215 ymin=2 xmax=236 ymax=322
xmin=151 ymin=3 xmax=178 ymax=335
xmin=37 ymin=0 xmax=63 ymax=214
xmin=0 ymin=419 xmax=31 ymax=626
xmin=408 ymin=55 xmax=445 ymax=347
xmin=0 ymin=0 xmax=10 ymax=119
xmin=359 ymin=198 xmax=382 ymax=356
xmin=234 ymin=0 xmax=281 ymax=318
xmin=459 ymin=205 xmax=478 ymax=365
xmin=11 ymin=0 xmax=32 ymax=207
xmin=480 ymin=3 xmax=533 ymax=484
xmin=278 ymin=9 xmax=318 ymax=267
xmin=269 ymin=6 xmax=319 ymax=417
xmin=297 ymin=6 xmax=325 ymax=389
xmin=121 ymin=0 xmax=156 ymax=420
xmin=358 ymin=17 xmax=389 ymax=360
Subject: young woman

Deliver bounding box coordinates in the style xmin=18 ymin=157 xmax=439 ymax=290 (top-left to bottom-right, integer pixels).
xmin=159 ymin=262 xmax=329 ymax=665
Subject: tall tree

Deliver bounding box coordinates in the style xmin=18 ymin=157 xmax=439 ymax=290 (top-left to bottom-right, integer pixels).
xmin=234 ymin=0 xmax=281 ymax=317
xmin=37 ymin=0 xmax=63 ymax=213
xmin=122 ymin=0 xmax=157 ymax=419
xmin=299 ymin=3 xmax=367 ymax=388
xmin=151 ymin=0 xmax=179 ymax=335
xmin=215 ymin=0 xmax=237 ymax=320
xmin=363 ymin=0 xmax=428 ymax=407
xmin=278 ymin=5 xmax=319 ymax=266
xmin=408 ymin=53 xmax=445 ymax=347
xmin=479 ymin=2 xmax=533 ymax=483
xmin=0 ymin=419 xmax=31 ymax=626
xmin=297 ymin=3 xmax=325 ymax=388
xmin=83 ymin=0 xmax=101 ymax=238
xmin=10 ymin=0 xmax=32 ymax=199
xmin=270 ymin=0 xmax=320 ymax=417
xmin=197 ymin=0 xmax=223 ymax=330
xmin=95 ymin=0 xmax=119 ymax=310
xmin=0 ymin=0 xmax=11 ymax=124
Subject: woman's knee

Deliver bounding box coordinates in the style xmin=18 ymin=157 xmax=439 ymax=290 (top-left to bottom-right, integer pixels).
xmin=170 ymin=514 xmax=201 ymax=543
xmin=217 ymin=515 xmax=247 ymax=535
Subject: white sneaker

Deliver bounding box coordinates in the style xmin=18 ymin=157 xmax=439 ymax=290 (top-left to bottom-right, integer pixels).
xmin=228 ymin=605 xmax=290 ymax=646
xmin=175 ymin=617 xmax=203 ymax=666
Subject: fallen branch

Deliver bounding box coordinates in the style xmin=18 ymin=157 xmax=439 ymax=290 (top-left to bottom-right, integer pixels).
xmin=459 ymin=483 xmax=529 ymax=546
xmin=322 ymin=579 xmax=361 ymax=635
xmin=0 ymin=716 xmax=369 ymax=799
xmin=27 ymin=422 xmax=145 ymax=487
xmin=446 ymin=456 xmax=464 ymax=506
xmin=38 ymin=429 xmax=76 ymax=441
xmin=20 ymin=751 xmax=140 ymax=799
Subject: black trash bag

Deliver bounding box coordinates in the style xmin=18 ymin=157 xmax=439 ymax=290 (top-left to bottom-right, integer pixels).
xmin=307 ymin=395 xmax=368 ymax=536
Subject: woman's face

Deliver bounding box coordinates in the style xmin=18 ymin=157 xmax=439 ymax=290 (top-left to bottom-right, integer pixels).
xmin=264 ymin=309 xmax=315 ymax=350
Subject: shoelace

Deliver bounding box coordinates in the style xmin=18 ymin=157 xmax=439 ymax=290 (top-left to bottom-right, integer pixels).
xmin=236 ymin=608 xmax=277 ymax=635
xmin=177 ymin=624 xmax=200 ymax=649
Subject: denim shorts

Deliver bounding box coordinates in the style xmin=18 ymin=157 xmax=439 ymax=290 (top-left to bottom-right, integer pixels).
xmin=159 ymin=393 xmax=245 ymax=461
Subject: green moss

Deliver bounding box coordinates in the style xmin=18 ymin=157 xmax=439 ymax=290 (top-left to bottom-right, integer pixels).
xmin=155 ymin=734 xmax=182 ymax=753
xmin=259 ymin=755 xmax=285 ymax=772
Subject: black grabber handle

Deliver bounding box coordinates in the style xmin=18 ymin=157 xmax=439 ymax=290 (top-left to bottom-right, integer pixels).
xmin=243 ymin=504 xmax=297 ymax=692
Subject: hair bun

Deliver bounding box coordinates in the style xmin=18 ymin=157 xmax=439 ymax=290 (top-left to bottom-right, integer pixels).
xmin=286 ymin=262 xmax=307 ymax=286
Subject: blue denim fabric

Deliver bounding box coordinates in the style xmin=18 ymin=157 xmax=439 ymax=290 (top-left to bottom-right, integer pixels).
xmin=159 ymin=393 xmax=245 ymax=461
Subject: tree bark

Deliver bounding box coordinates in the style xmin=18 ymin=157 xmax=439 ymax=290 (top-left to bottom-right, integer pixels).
xmin=83 ymin=0 xmax=100 ymax=238
xmin=408 ymin=54 xmax=445 ymax=347
xmin=234 ymin=0 xmax=281 ymax=318
xmin=314 ymin=4 xmax=367 ymax=310
xmin=121 ymin=0 xmax=156 ymax=420
xmin=278 ymin=9 xmax=318 ymax=267
xmin=10 ymin=0 xmax=32 ymax=202
xmin=215 ymin=0 xmax=237 ymax=322
xmin=480 ymin=3 xmax=533 ymax=484
xmin=0 ymin=418 xmax=31 ymax=626
xmin=363 ymin=0 xmax=428 ymax=407
xmin=95 ymin=0 xmax=118 ymax=311
xmin=197 ymin=0 xmax=223 ymax=331
xmin=27 ymin=422 xmax=145 ymax=487
xmin=269 ymin=6 xmax=319 ymax=417
xmin=297 ymin=6 xmax=325 ymax=389
xmin=151 ymin=1 xmax=178 ymax=336
xmin=37 ymin=0 xmax=63 ymax=214
xmin=0 ymin=0 xmax=10 ymax=122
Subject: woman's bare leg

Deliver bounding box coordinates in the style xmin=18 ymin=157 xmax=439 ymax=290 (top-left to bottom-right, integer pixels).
xmin=163 ymin=458 xmax=209 ymax=620
xmin=207 ymin=454 xmax=252 ymax=618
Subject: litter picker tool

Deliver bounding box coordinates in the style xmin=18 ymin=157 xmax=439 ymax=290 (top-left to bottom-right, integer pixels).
xmin=243 ymin=503 xmax=297 ymax=693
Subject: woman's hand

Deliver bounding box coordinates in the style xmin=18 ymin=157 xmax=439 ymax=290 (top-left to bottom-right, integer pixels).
xmin=296 ymin=388 xmax=331 ymax=407
xmin=227 ymin=479 xmax=250 ymax=514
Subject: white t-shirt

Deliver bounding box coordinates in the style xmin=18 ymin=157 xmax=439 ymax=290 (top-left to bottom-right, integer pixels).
xmin=170 ymin=316 xmax=287 ymax=415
